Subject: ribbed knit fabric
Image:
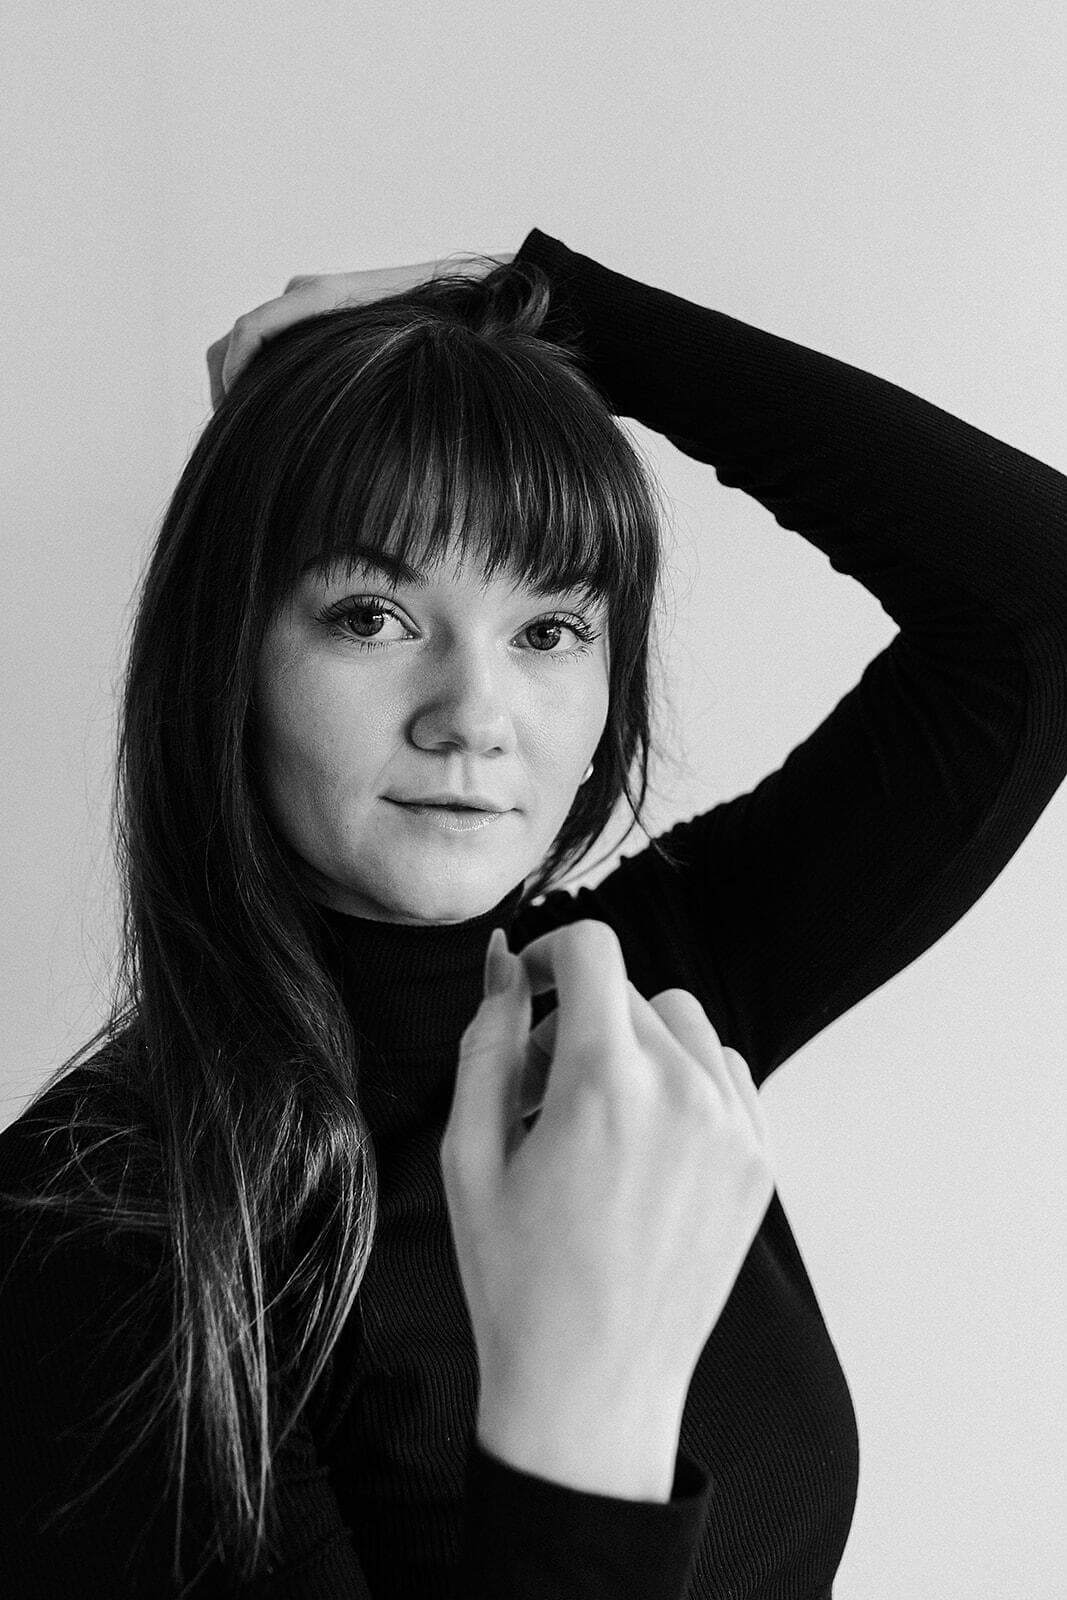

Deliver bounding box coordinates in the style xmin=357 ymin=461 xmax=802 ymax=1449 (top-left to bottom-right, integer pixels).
xmin=2 ymin=228 xmax=1066 ymax=1598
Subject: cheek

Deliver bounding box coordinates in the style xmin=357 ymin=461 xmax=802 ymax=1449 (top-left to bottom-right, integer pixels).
xmin=529 ymin=668 xmax=609 ymax=771
xmin=255 ymin=658 xmax=370 ymax=835
xmin=575 ymin=658 xmax=611 ymax=736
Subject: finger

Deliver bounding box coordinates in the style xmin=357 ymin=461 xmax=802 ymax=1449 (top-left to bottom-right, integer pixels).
xmin=528 ymin=1006 xmax=558 ymax=1060
xmin=634 ymin=988 xmax=730 ymax=1111
xmin=646 ymin=989 xmax=766 ymax=1139
xmin=527 ymin=975 xmax=742 ymax=1110
xmin=517 ymin=1005 xmax=559 ymax=1119
xmin=651 ymin=994 xmax=767 ymax=1152
xmin=518 ymin=1028 xmax=553 ymax=1118
xmin=721 ymin=1046 xmax=772 ymax=1157
xmin=510 ymin=921 xmax=636 ymax=1085
xmin=206 ymin=334 xmax=229 ymax=410
xmin=219 ymin=281 xmax=346 ymax=397
xmin=518 ymin=980 xmax=640 ymax=1120
xmin=519 ymin=981 xmax=710 ymax=1115
xmin=207 ymin=281 xmax=331 ymax=409
xmin=208 ymin=251 xmax=509 ymax=410
xmin=444 ymin=932 xmax=532 ymax=1193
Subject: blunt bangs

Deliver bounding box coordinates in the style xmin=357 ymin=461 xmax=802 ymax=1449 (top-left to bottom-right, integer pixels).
xmin=258 ymin=315 xmax=661 ymax=615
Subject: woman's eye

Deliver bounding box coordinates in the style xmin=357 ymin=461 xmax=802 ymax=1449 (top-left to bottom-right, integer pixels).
xmin=521 ymin=618 xmax=592 ymax=654
xmin=315 ymin=597 xmax=413 ymax=648
xmin=314 ymin=596 xmax=600 ymax=658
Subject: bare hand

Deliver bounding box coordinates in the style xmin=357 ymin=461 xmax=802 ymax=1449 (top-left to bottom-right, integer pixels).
xmin=440 ymin=919 xmax=776 ymax=1490
xmin=204 ymin=251 xmax=515 ymax=408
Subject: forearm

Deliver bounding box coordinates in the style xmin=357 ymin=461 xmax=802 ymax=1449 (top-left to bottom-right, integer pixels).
xmin=515 ymin=227 xmax=1067 ymax=641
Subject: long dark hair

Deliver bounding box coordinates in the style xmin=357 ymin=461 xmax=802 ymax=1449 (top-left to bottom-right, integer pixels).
xmin=0 ymin=254 xmax=678 ymax=1590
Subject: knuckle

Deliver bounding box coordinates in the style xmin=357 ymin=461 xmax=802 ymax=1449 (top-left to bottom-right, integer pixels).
xmin=658 ymin=987 xmax=714 ymax=1031
xmin=654 ymin=984 xmax=700 ymax=1006
xmin=569 ymin=918 xmax=624 ymax=962
xmin=651 ymin=986 xmax=718 ymax=1035
xmin=570 ymin=1072 xmax=628 ymax=1135
xmin=723 ymin=1044 xmax=753 ymax=1085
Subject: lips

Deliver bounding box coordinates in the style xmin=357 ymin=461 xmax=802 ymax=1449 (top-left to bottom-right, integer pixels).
xmin=388 ymin=799 xmax=508 ymax=836
xmin=389 ymin=795 xmax=508 ymax=813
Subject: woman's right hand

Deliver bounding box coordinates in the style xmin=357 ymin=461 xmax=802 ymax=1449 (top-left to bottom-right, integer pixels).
xmin=441 ymin=918 xmax=776 ymax=1500
xmin=205 ymin=251 xmax=514 ymax=409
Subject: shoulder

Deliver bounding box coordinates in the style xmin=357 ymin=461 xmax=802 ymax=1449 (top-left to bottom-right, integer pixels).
xmin=0 ymin=1066 xmax=91 ymax=1210
xmin=1 ymin=1061 xmax=114 ymax=1204
xmin=0 ymin=1061 xmax=163 ymax=1283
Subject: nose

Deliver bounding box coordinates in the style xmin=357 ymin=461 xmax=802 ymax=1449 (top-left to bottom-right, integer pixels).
xmin=408 ymin=643 xmax=516 ymax=758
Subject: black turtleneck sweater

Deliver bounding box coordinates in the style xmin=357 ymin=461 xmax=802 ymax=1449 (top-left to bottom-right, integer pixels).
xmin=2 ymin=229 xmax=1066 ymax=1599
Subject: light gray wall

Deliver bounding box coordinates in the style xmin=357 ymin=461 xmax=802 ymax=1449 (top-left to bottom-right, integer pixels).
xmin=3 ymin=3 xmax=1064 ymax=1593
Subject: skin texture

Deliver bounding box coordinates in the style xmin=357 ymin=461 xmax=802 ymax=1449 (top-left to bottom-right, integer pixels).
xmin=254 ymin=546 xmax=610 ymax=924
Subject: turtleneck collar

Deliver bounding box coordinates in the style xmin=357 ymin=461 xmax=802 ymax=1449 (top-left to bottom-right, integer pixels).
xmin=314 ymin=879 xmax=529 ymax=1061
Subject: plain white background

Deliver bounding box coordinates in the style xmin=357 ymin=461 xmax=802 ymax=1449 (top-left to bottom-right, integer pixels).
xmin=2 ymin=3 xmax=1065 ymax=1594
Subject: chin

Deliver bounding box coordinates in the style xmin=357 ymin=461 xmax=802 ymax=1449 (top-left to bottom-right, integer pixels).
xmin=328 ymin=866 xmax=522 ymax=926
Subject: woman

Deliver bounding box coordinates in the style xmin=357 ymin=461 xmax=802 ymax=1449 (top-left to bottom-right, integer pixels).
xmin=1 ymin=230 xmax=1064 ymax=1599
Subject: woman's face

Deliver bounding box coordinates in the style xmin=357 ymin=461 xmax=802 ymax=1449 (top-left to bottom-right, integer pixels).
xmin=254 ymin=543 xmax=611 ymax=924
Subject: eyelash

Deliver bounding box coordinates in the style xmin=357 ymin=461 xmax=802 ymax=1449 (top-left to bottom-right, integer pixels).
xmin=315 ymin=594 xmax=602 ymax=660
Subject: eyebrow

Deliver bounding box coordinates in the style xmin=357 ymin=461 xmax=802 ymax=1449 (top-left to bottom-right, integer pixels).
xmin=303 ymin=544 xmax=427 ymax=588
xmin=304 ymin=543 xmax=603 ymax=602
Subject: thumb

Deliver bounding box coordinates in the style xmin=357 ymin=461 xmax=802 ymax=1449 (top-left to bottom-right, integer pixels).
xmin=443 ymin=928 xmax=531 ymax=1198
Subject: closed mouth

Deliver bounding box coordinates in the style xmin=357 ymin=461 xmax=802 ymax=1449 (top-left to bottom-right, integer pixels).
xmin=395 ymin=801 xmax=493 ymax=811
xmin=389 ymin=799 xmax=507 ymax=814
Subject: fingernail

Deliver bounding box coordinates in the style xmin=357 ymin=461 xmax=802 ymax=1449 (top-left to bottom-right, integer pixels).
xmin=484 ymin=927 xmax=513 ymax=997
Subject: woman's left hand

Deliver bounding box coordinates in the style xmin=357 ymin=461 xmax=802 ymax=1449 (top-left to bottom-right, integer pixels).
xmin=205 ymin=251 xmax=515 ymax=409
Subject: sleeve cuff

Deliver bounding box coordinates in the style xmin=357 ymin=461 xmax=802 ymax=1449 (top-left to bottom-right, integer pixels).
xmin=513 ymin=228 xmax=653 ymax=421
xmin=452 ymin=1436 xmax=713 ymax=1598
xmin=514 ymin=228 xmax=598 ymax=366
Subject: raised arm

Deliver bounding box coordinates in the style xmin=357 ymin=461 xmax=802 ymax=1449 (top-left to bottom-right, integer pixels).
xmin=512 ymin=229 xmax=1067 ymax=1086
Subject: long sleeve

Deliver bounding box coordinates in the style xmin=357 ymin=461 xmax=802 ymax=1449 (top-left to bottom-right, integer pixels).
xmin=453 ymin=1444 xmax=711 ymax=1598
xmin=0 ymin=1099 xmax=713 ymax=1599
xmin=514 ymin=228 xmax=1067 ymax=1085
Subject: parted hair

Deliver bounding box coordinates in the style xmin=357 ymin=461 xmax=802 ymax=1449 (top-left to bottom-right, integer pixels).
xmin=0 ymin=253 xmax=679 ymax=1591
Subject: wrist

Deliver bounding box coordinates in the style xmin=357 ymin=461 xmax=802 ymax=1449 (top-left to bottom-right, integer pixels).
xmin=476 ymin=1389 xmax=684 ymax=1503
